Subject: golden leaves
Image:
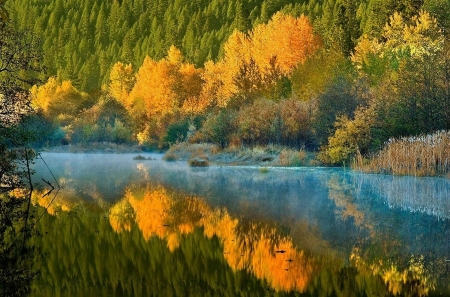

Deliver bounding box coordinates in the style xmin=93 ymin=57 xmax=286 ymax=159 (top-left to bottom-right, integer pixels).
xmin=202 ymin=13 xmax=320 ymax=108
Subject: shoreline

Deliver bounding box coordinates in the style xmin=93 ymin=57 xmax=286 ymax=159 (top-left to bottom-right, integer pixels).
xmin=36 ymin=142 xmax=450 ymax=178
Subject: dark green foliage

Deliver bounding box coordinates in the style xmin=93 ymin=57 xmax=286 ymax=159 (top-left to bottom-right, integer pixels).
xmin=70 ymin=97 xmax=133 ymax=144
xmin=165 ymin=118 xmax=190 ymax=145
xmin=21 ymin=112 xmax=64 ymax=148
xmin=313 ymin=75 xmax=362 ymax=146
xmin=0 ymin=13 xmax=44 ymax=295
xmin=199 ymin=109 xmax=237 ymax=148
xmin=165 ymin=115 xmax=205 ymax=145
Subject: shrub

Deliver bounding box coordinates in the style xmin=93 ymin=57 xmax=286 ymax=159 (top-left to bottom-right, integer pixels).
xmin=236 ymin=99 xmax=279 ymax=145
xmin=197 ymin=109 xmax=237 ymax=148
xmin=165 ymin=118 xmax=190 ymax=144
xmin=319 ymin=106 xmax=375 ymax=166
xmin=163 ymin=152 xmax=179 ymax=161
xmin=279 ymin=149 xmax=308 ymax=166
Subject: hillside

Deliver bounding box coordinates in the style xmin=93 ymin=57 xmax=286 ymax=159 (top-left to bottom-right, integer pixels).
xmin=4 ymin=0 xmax=450 ymax=169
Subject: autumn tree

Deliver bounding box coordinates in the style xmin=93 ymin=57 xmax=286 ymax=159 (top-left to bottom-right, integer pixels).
xmin=109 ymin=62 xmax=135 ymax=109
xmin=202 ymin=13 xmax=320 ymax=108
xmin=352 ymin=11 xmax=449 ymax=143
xmin=128 ymin=46 xmax=203 ymax=146
xmin=31 ymin=77 xmax=92 ymax=125
xmin=319 ymin=106 xmax=375 ymax=165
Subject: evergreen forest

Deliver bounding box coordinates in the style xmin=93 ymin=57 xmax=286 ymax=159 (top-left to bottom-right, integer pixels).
xmin=5 ymin=0 xmax=450 ymax=166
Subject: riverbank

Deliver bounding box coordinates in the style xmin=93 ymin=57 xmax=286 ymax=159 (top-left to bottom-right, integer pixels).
xmin=36 ymin=142 xmax=320 ymax=167
xmin=162 ymin=143 xmax=319 ymax=167
xmin=38 ymin=143 xmax=158 ymax=154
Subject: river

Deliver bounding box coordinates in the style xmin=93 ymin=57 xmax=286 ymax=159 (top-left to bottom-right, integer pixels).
xmin=27 ymin=152 xmax=450 ymax=296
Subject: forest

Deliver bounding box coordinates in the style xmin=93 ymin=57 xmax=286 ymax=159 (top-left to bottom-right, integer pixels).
xmin=4 ymin=0 xmax=450 ymax=168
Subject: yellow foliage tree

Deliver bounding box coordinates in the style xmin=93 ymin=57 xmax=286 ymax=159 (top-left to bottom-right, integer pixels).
xmin=253 ymin=12 xmax=320 ymax=76
xmin=319 ymin=106 xmax=375 ymax=165
xmin=31 ymin=77 xmax=89 ymax=122
xmin=128 ymin=46 xmax=204 ymax=145
xmin=109 ymin=62 xmax=135 ymax=110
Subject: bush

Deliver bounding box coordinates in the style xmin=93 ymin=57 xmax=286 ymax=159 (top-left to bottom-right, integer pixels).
xmin=319 ymin=106 xmax=375 ymax=166
xmin=164 ymin=116 xmax=205 ymax=145
xmin=279 ymin=149 xmax=307 ymax=166
xmin=188 ymin=157 xmax=209 ymax=167
xmin=69 ymin=98 xmax=133 ymax=144
xmin=163 ymin=152 xmax=179 ymax=161
xmin=236 ymin=99 xmax=279 ymax=145
xmin=196 ymin=109 xmax=237 ymax=148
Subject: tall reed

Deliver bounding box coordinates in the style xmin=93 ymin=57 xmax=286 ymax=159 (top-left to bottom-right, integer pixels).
xmin=355 ymin=131 xmax=450 ymax=176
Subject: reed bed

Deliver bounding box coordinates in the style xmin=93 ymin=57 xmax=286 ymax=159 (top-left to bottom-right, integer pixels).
xmin=355 ymin=131 xmax=450 ymax=176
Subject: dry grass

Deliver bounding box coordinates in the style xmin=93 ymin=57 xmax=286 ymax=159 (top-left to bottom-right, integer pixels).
xmin=279 ymin=149 xmax=308 ymax=167
xmin=355 ymin=131 xmax=450 ymax=176
xmin=163 ymin=152 xmax=179 ymax=161
xmin=164 ymin=143 xmax=220 ymax=161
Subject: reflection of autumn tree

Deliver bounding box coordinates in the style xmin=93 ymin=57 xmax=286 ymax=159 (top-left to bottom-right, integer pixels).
xmin=109 ymin=196 xmax=134 ymax=232
xmin=351 ymin=248 xmax=435 ymax=296
xmin=202 ymin=210 xmax=315 ymax=292
xmin=110 ymin=187 xmax=208 ymax=252
xmin=110 ymin=186 xmax=316 ymax=292
xmin=326 ymin=175 xmax=375 ymax=237
xmin=33 ymin=204 xmax=272 ymax=296
xmin=32 ymin=188 xmax=80 ymax=216
xmin=34 ymin=182 xmax=442 ymax=296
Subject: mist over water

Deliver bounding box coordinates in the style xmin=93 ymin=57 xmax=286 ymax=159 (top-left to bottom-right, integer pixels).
xmin=30 ymin=153 xmax=450 ymax=296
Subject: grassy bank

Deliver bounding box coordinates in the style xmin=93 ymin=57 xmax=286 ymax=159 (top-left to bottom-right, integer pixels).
xmin=163 ymin=143 xmax=319 ymax=167
xmin=38 ymin=142 xmax=154 ymax=154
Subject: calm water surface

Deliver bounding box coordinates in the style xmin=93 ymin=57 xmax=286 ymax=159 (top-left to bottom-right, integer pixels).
xmin=29 ymin=153 xmax=450 ymax=296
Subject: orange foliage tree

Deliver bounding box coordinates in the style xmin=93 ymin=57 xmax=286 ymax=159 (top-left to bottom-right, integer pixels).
xmin=201 ymin=13 xmax=320 ymax=108
xmin=127 ymin=46 xmax=203 ymax=145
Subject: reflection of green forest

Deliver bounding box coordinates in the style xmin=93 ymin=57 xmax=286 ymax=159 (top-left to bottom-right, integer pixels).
xmin=32 ymin=208 xmax=271 ymax=296
xmin=29 ymin=182 xmax=444 ymax=296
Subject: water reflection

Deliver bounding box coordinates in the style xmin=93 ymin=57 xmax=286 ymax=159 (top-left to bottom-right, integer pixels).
xmin=108 ymin=186 xmax=315 ymax=292
xmin=29 ymin=153 xmax=450 ymax=296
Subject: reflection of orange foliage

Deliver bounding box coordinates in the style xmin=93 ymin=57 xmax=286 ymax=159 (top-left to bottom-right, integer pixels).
xmin=351 ymin=248 xmax=435 ymax=296
xmin=109 ymin=187 xmax=315 ymax=292
xmin=201 ymin=210 xmax=314 ymax=292
xmin=110 ymin=188 xmax=205 ymax=251
xmin=127 ymin=188 xmax=172 ymax=240
xmin=109 ymin=192 xmax=135 ymax=232
xmin=32 ymin=190 xmax=75 ymax=215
